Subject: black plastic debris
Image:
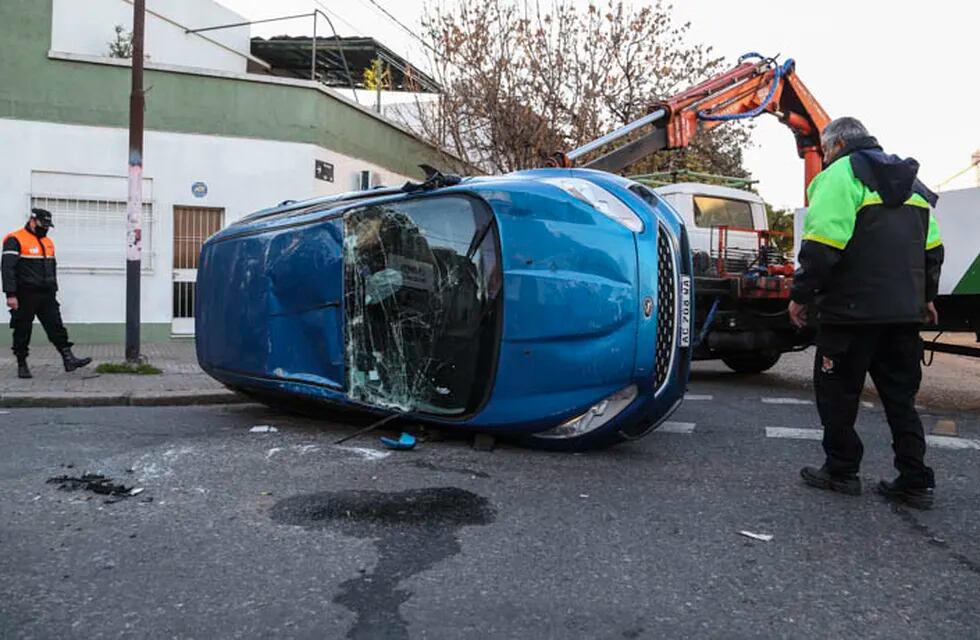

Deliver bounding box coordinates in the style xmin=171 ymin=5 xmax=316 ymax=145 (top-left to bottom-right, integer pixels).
xmin=46 ymin=473 xmax=134 ymax=497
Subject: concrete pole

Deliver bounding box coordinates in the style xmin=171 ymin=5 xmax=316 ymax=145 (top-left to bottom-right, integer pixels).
xmin=125 ymin=0 xmax=145 ymax=363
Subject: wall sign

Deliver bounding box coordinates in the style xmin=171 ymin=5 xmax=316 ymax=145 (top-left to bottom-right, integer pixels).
xmin=191 ymin=181 xmax=208 ymax=198
xmin=315 ymin=160 xmax=335 ymax=183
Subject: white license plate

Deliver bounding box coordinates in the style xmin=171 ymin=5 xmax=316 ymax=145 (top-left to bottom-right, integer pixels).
xmin=679 ymin=275 xmax=692 ymax=347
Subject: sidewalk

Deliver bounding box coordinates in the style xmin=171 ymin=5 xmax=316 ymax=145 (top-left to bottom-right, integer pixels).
xmin=0 ymin=341 xmax=245 ymax=407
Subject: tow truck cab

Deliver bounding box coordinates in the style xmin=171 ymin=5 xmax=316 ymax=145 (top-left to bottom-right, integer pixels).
xmin=654 ymin=182 xmax=807 ymax=373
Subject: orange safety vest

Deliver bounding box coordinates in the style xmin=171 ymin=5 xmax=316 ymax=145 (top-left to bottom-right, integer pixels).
xmin=2 ymin=226 xmax=58 ymax=293
xmin=3 ymin=227 xmax=56 ymax=259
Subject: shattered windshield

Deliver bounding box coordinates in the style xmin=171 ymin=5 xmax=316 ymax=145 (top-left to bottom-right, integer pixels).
xmin=343 ymin=194 xmax=502 ymax=416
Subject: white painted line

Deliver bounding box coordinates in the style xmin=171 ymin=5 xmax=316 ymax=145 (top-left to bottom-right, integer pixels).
xmin=861 ymin=401 xmax=875 ymax=409
xmin=762 ymin=397 xmax=813 ymax=406
xmin=249 ymin=425 xmax=278 ymax=433
xmin=659 ymin=421 xmax=696 ymax=434
xmin=765 ymin=427 xmax=822 ymax=440
xmin=926 ymin=435 xmax=980 ymax=451
xmin=337 ymin=446 xmax=390 ymax=460
xmin=684 ymin=394 xmax=714 ymax=401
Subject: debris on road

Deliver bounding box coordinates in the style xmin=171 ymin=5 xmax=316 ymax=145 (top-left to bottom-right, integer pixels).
xmin=249 ymin=425 xmax=278 ymax=433
xmin=46 ymin=473 xmax=138 ymax=499
xmin=738 ymin=530 xmax=774 ymax=542
xmin=380 ymin=432 xmax=417 ymax=450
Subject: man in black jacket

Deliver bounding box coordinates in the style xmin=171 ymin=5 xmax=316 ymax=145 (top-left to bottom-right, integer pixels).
xmin=3 ymin=208 xmax=91 ymax=378
xmin=789 ymin=117 xmax=943 ymax=510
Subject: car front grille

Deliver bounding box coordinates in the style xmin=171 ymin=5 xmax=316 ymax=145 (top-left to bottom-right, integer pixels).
xmin=654 ymin=224 xmax=677 ymax=390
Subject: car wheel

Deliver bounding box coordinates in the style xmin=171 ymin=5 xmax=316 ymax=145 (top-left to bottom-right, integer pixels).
xmin=721 ymin=350 xmax=781 ymax=374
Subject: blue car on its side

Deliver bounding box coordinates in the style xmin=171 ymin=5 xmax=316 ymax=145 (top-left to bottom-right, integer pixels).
xmin=195 ymin=168 xmax=693 ymax=449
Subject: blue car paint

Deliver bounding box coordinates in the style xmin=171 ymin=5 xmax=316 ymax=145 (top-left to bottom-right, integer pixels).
xmin=196 ymin=168 xmax=692 ymax=445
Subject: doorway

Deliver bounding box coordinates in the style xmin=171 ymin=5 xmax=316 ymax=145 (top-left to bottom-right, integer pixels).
xmin=172 ymin=206 xmax=224 ymax=336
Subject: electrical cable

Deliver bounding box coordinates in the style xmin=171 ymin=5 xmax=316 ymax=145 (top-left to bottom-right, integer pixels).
xmin=359 ymin=0 xmax=442 ymax=58
xmin=313 ymin=9 xmax=358 ymax=102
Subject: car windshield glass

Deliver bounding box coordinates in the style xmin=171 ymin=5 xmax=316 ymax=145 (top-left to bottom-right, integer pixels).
xmin=693 ymin=195 xmax=755 ymax=229
xmin=344 ymin=194 xmax=502 ymax=416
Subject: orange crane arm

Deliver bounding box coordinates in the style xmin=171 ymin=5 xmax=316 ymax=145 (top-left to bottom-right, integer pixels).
xmin=553 ymin=54 xmax=831 ymax=199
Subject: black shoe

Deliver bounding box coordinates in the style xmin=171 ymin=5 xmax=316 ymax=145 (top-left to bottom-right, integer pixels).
xmin=800 ymin=465 xmax=861 ymax=496
xmin=877 ymin=479 xmax=934 ymax=510
xmin=16 ymin=359 xmax=32 ymax=379
xmin=60 ymin=348 xmax=92 ymax=372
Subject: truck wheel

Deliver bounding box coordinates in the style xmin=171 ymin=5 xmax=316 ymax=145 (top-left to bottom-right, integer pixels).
xmin=722 ymin=350 xmax=781 ymax=374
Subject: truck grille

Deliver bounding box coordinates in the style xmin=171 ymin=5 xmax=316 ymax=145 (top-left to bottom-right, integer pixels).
xmin=654 ymin=225 xmax=676 ymax=390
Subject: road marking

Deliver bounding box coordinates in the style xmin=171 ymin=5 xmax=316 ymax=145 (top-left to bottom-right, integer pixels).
xmin=685 ymin=394 xmax=713 ymax=401
xmin=659 ymin=421 xmax=696 ymax=434
xmin=861 ymin=401 xmax=875 ymax=409
xmin=762 ymin=397 xmax=813 ymax=405
xmin=764 ymin=427 xmax=980 ymax=451
xmin=926 ymin=435 xmax=980 ymax=450
xmin=337 ymin=446 xmax=390 ymax=460
xmin=765 ymin=427 xmax=822 ymax=440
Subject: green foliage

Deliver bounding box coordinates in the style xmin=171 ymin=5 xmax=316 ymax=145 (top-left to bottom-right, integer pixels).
xmin=95 ymin=362 xmax=162 ymax=375
xmin=108 ymin=25 xmax=133 ymax=59
xmin=765 ymin=203 xmax=794 ymax=251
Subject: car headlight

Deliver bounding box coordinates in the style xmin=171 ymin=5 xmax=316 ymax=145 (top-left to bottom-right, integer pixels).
xmin=540 ymin=178 xmax=644 ymax=233
xmin=534 ymin=385 xmax=638 ymax=439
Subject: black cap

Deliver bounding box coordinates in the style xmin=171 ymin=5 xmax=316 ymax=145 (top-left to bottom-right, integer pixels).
xmin=30 ymin=208 xmax=54 ymax=228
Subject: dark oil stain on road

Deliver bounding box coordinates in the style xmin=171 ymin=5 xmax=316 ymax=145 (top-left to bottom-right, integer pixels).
xmin=270 ymin=487 xmax=495 ymax=639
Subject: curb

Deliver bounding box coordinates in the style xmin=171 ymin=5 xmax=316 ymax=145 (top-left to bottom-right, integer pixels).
xmin=0 ymin=389 xmax=247 ymax=408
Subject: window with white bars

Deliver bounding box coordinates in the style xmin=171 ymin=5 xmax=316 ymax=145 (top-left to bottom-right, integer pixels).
xmin=29 ymin=196 xmax=154 ymax=271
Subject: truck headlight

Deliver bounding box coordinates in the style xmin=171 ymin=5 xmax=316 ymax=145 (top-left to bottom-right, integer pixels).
xmin=540 ymin=178 xmax=644 ymax=233
xmin=534 ymin=385 xmax=638 ymax=439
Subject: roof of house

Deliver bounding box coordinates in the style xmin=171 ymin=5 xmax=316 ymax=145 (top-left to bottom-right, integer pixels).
xmin=251 ymin=36 xmax=440 ymax=93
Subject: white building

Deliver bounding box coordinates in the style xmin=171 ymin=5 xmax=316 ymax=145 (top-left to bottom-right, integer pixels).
xmin=0 ymin=0 xmax=447 ymax=343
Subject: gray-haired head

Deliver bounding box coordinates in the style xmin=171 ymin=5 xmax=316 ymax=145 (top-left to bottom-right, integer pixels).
xmin=821 ymin=117 xmax=870 ymax=162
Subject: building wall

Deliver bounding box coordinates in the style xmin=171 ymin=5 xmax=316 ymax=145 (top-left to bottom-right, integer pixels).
xmin=1 ymin=0 xmax=446 ymax=180
xmin=51 ymin=0 xmax=251 ymax=74
xmin=0 ymin=118 xmax=414 ymax=342
xmin=0 ymin=0 xmax=455 ymax=344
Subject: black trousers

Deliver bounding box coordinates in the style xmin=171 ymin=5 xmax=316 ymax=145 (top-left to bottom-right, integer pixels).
xmin=8 ymin=289 xmax=71 ymax=358
xmin=814 ymin=323 xmax=934 ymax=488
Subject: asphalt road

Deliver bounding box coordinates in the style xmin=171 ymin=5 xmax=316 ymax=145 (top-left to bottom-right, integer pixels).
xmin=1 ymin=352 xmax=979 ymax=639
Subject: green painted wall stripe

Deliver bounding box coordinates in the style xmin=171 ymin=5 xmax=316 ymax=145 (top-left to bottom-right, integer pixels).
xmin=0 ymin=0 xmax=447 ymax=179
xmin=0 ymin=323 xmax=174 ymax=346
xmin=953 ymin=253 xmax=980 ymax=295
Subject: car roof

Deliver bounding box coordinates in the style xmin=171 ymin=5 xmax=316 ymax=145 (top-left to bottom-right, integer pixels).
xmin=653 ymin=182 xmax=765 ymax=204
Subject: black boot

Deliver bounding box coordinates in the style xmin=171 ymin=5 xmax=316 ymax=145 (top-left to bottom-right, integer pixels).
xmin=877 ymin=479 xmax=934 ymax=510
xmin=60 ymin=347 xmax=92 ymax=372
xmin=800 ymin=465 xmax=862 ymax=496
xmin=16 ymin=357 xmax=32 ymax=379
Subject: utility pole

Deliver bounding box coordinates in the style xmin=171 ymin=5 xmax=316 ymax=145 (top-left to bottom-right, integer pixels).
xmin=125 ymin=0 xmax=145 ymax=363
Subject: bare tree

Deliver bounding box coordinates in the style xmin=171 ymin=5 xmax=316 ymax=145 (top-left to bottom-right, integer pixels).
xmin=403 ymin=0 xmax=750 ymax=177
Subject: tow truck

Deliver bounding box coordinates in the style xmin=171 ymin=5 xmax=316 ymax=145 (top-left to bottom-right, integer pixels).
xmin=551 ymin=52 xmax=980 ymax=368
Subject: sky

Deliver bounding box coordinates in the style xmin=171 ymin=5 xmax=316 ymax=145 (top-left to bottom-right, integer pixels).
xmin=219 ymin=0 xmax=980 ymax=209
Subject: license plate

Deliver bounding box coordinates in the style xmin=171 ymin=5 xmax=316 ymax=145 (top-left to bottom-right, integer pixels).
xmin=679 ymin=275 xmax=692 ymax=347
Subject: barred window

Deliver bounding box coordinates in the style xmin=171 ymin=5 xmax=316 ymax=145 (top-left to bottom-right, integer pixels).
xmin=29 ymin=196 xmax=154 ymax=272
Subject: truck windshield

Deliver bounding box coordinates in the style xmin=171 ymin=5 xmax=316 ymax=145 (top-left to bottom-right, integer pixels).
xmin=343 ymin=194 xmax=502 ymax=416
xmin=693 ymin=195 xmax=755 ymax=229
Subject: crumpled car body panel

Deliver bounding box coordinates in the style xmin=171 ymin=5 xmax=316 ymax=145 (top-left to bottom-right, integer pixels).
xmin=196 ymin=169 xmax=692 ymax=447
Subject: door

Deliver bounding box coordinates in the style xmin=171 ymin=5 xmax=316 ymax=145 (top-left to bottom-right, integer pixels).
xmin=172 ymin=206 xmax=224 ymax=336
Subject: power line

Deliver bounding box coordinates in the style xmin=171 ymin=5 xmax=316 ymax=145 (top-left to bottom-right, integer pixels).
xmin=312 ymin=0 xmax=362 ymax=36
xmin=357 ymin=0 xmax=441 ymax=58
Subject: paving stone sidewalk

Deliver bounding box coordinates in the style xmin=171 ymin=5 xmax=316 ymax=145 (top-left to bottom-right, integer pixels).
xmin=0 ymin=341 xmax=244 ymax=407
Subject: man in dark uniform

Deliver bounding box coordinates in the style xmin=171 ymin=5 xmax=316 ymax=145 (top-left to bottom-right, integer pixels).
xmin=789 ymin=117 xmax=943 ymax=510
xmin=3 ymin=208 xmax=91 ymax=378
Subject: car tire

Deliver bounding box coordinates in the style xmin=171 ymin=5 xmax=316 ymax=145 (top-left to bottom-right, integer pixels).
xmin=721 ymin=350 xmax=781 ymax=374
